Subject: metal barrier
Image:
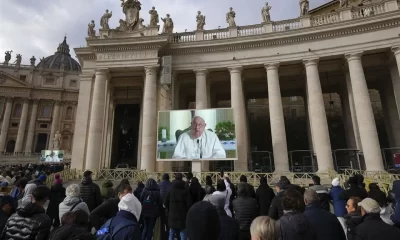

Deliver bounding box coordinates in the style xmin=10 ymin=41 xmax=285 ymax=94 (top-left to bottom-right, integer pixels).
xmin=251 ymin=151 xmax=273 ymax=172
xmin=289 ymin=150 xmax=317 ymax=172
xmin=333 ymin=149 xmax=361 ymax=172
xmin=382 ymin=147 xmax=400 ymax=172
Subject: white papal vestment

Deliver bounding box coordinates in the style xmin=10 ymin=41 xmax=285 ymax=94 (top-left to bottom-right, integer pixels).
xmin=172 ymin=130 xmax=226 ymax=159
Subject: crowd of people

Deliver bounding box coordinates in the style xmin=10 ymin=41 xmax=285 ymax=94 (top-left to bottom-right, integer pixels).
xmin=0 ymin=167 xmax=399 ymax=240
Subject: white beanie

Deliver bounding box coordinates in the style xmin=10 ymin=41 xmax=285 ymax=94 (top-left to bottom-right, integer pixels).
xmin=332 ymin=177 xmax=340 ymax=187
xmin=118 ymin=193 xmax=142 ymax=221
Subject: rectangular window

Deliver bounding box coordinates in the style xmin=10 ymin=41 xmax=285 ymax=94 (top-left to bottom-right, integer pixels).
xmin=70 ymin=80 xmax=77 ymax=87
xmin=19 ymin=75 xmax=27 ymax=81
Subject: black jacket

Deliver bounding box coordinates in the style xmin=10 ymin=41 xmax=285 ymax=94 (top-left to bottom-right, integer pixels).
xmin=140 ymin=179 xmax=163 ymax=218
xmin=79 ymin=177 xmax=102 ymax=212
xmin=164 ymin=180 xmax=192 ymax=229
xmin=256 ymin=183 xmax=275 ymax=216
xmin=303 ymin=203 xmax=346 ymax=240
xmin=1 ymin=203 xmax=52 ymax=240
xmin=355 ymin=213 xmax=400 ymax=240
xmin=46 ymin=183 xmax=66 ymax=219
xmin=339 ymin=185 xmax=368 ymax=201
xmin=48 ymin=224 xmax=96 ymax=240
xmin=269 ymin=190 xmax=284 ymax=220
xmin=0 ymin=210 xmax=9 ymax=234
xmin=219 ymin=214 xmax=240 ymax=240
xmin=89 ymin=198 xmax=119 ymax=230
xmin=232 ymin=197 xmax=258 ymax=231
xmin=278 ymin=211 xmax=317 ymax=240
xmin=238 ymin=183 xmax=256 ymax=198
xmin=344 ymin=211 xmax=363 ymax=240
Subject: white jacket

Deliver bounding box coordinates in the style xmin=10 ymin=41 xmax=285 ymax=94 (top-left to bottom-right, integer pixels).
xmin=59 ymin=196 xmax=90 ymax=222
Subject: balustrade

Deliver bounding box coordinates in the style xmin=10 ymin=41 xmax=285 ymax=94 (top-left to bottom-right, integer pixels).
xmin=204 ymin=28 xmax=230 ymax=40
xmin=238 ymin=24 xmax=264 ymax=36
xmin=273 ymin=18 xmax=302 ymax=32
xmin=170 ymin=32 xmax=196 ymax=43
xmin=311 ymin=12 xmax=340 ymax=26
xmin=352 ymin=2 xmax=387 ymax=19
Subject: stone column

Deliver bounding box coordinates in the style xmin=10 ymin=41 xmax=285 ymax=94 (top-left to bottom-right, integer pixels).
xmin=391 ymin=47 xmax=400 ymax=116
xmin=229 ymin=66 xmax=248 ymax=171
xmin=14 ymin=99 xmax=30 ymax=153
xmin=0 ymin=98 xmax=13 ymax=152
xmin=49 ymin=101 xmax=61 ymax=149
xmin=140 ymin=66 xmax=158 ymax=172
xmin=265 ymin=63 xmax=289 ymax=172
xmin=24 ymin=99 xmax=39 ymax=153
xmin=85 ymin=69 xmax=109 ymax=171
xmin=157 ymin=84 xmax=173 ymax=172
xmin=304 ymin=58 xmax=334 ymax=172
xmin=345 ymin=71 xmax=362 ymax=150
xmin=346 ymin=52 xmax=384 ymax=171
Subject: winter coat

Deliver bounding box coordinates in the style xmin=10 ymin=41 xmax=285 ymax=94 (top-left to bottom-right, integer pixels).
xmin=58 ymin=196 xmax=90 ymax=222
xmin=256 ymin=183 xmax=275 ymax=216
xmin=232 ymin=197 xmax=258 ymax=231
xmin=100 ymin=181 xmax=114 ymax=200
xmin=344 ymin=211 xmax=363 ymax=240
xmin=390 ymin=180 xmax=400 ymax=226
xmin=219 ymin=214 xmax=240 ymax=240
xmin=243 ymin=182 xmax=256 ymax=198
xmin=48 ymin=224 xmax=96 ymax=240
xmin=100 ymin=210 xmax=141 ymax=240
xmin=278 ymin=211 xmax=317 ymax=240
xmin=79 ymin=176 xmax=102 ymax=211
xmin=339 ymin=185 xmax=368 ymax=201
xmin=134 ymin=186 xmax=144 ymax=200
xmin=189 ymin=183 xmax=206 ymax=204
xmin=0 ymin=202 xmax=52 ymax=240
xmin=158 ymin=180 xmax=172 ymax=200
xmin=89 ymin=198 xmax=119 ymax=230
xmin=46 ymin=183 xmax=66 ymax=219
xmin=309 ymin=185 xmax=330 ymax=212
xmin=140 ymin=179 xmax=163 ymax=218
xmin=164 ymin=180 xmax=192 ymax=229
xmin=0 ymin=210 xmax=9 ymax=234
xmin=303 ymin=203 xmax=346 ymax=240
xmin=268 ymin=190 xmax=284 ymax=220
xmin=355 ymin=213 xmax=400 ymax=240
xmin=329 ymin=186 xmax=347 ymax=217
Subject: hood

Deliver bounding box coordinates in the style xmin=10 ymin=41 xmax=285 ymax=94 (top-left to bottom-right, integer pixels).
xmin=81 ymin=176 xmax=93 ymax=185
xmin=63 ymin=196 xmax=82 ymax=206
xmin=282 ymin=212 xmax=310 ymax=235
xmin=145 ymin=179 xmax=159 ymax=190
xmin=102 ymin=180 xmax=113 ymax=188
xmin=393 ymin=180 xmax=400 ymax=201
xmin=172 ymin=179 xmax=186 ymax=190
xmin=118 ymin=193 xmax=141 ymax=221
xmin=17 ymin=202 xmax=45 ymax=217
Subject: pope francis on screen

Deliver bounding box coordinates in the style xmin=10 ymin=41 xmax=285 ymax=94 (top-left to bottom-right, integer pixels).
xmin=172 ymin=116 xmax=227 ymax=159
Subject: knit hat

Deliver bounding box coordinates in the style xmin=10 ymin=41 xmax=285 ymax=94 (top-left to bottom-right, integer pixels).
xmin=38 ymin=174 xmax=47 ymax=182
xmin=118 ymin=193 xmax=142 ymax=221
xmin=358 ymin=198 xmax=381 ymax=214
xmin=186 ymin=201 xmax=221 ymax=240
xmin=54 ymin=173 xmax=62 ymax=185
xmin=332 ymin=177 xmax=340 ymax=187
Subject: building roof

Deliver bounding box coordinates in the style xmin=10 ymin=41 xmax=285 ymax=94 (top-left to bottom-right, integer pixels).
xmin=36 ymin=37 xmax=81 ymax=72
xmin=309 ymin=0 xmax=338 ymax=14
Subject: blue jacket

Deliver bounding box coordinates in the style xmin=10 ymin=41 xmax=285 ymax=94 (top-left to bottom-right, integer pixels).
xmin=391 ymin=180 xmax=400 ymax=226
xmin=158 ymin=180 xmax=172 ymax=200
xmin=329 ymin=186 xmax=347 ymax=217
xmin=102 ymin=210 xmax=141 ymax=240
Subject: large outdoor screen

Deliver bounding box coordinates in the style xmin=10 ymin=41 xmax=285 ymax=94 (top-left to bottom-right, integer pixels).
xmin=157 ymin=108 xmax=237 ymax=161
xmin=40 ymin=150 xmax=64 ymax=162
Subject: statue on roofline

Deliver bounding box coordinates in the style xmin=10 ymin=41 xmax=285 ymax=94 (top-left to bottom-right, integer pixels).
xmin=299 ymin=0 xmax=309 ymax=16
xmin=196 ymin=11 xmax=206 ymax=31
xmin=161 ymin=14 xmax=174 ymax=34
xmin=88 ymin=20 xmax=96 ymax=37
xmin=226 ymin=7 xmax=236 ymax=27
xmin=4 ymin=50 xmax=12 ymax=64
xmin=119 ymin=0 xmax=142 ymax=31
xmin=149 ymin=6 xmax=159 ymax=27
xmin=262 ymin=2 xmax=272 ymax=22
xmin=100 ymin=9 xmax=112 ymax=29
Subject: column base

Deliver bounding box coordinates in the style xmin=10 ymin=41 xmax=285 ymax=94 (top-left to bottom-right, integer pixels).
xmin=192 ymin=161 xmax=202 ymax=178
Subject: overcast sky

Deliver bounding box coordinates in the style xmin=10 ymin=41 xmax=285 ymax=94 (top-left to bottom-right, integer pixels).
xmin=0 ymin=0 xmax=330 ymax=64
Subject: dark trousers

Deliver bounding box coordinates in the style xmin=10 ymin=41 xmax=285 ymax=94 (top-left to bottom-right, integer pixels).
xmin=160 ymin=209 xmax=169 ymax=240
xmin=142 ymin=217 xmax=157 ymax=240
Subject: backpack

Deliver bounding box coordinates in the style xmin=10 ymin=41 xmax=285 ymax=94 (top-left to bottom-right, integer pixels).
xmin=142 ymin=191 xmax=157 ymax=212
xmin=96 ymin=217 xmax=135 ymax=240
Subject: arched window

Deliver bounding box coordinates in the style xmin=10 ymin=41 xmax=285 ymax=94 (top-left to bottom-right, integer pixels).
xmin=66 ymin=106 xmax=73 ymax=120
xmin=41 ymin=105 xmax=51 ymax=118
xmin=13 ymin=103 xmax=22 ymax=117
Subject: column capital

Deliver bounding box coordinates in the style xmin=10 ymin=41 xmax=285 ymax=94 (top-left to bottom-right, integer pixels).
xmin=193 ymin=69 xmax=208 ymax=76
xmin=22 ymin=98 xmax=30 ymax=104
xmin=228 ymin=66 xmax=243 ymax=74
xmin=392 ymin=46 xmax=400 ymax=56
xmin=144 ymin=66 xmax=159 ymax=75
xmin=32 ymin=99 xmax=40 ymax=104
xmin=345 ymin=52 xmax=363 ymax=61
xmin=303 ymin=58 xmax=319 ymax=67
xmin=6 ymin=97 xmax=13 ymax=103
xmin=95 ymin=69 xmax=109 ymax=75
xmin=264 ymin=62 xmax=280 ymax=71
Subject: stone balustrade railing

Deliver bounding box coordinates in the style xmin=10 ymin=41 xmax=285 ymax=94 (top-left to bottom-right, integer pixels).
xmin=170 ymin=31 xmax=196 ymax=43
xmin=272 ymin=18 xmax=302 ymax=32
xmin=311 ymin=11 xmax=341 ymax=26
xmin=238 ymin=24 xmax=264 ymax=36
xmin=203 ymin=28 xmax=230 ymax=40
xmin=352 ymin=2 xmax=387 ymax=19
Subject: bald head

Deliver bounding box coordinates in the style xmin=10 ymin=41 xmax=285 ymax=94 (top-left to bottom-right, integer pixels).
xmin=191 ymin=116 xmax=206 ymax=138
xmin=304 ymin=189 xmax=319 ymax=205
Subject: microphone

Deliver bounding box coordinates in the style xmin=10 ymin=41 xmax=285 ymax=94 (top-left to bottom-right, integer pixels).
xmin=196 ymin=139 xmax=203 ymax=159
xmin=199 ymin=139 xmax=203 ymax=159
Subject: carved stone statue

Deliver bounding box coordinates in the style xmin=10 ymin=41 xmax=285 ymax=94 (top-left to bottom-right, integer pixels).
xmin=30 ymin=56 xmax=36 ymax=66
xmin=196 ymin=11 xmax=206 ymax=31
xmin=53 ymin=131 xmax=62 ymax=150
xmin=161 ymin=14 xmax=174 ymax=34
xmin=226 ymin=7 xmax=236 ymax=27
xmin=88 ymin=20 xmax=96 ymax=37
xmin=149 ymin=6 xmax=159 ymax=27
xmin=262 ymin=2 xmax=272 ymax=22
xmin=117 ymin=19 xmax=128 ymax=31
xmin=14 ymin=54 xmax=22 ymax=66
xmin=138 ymin=18 xmax=145 ymax=29
xmin=340 ymin=0 xmax=349 ymax=8
xmin=300 ymin=0 xmax=309 ymax=16
xmin=119 ymin=0 xmax=142 ymax=31
xmin=100 ymin=9 xmax=113 ymax=29
xmin=4 ymin=51 xmax=12 ymax=64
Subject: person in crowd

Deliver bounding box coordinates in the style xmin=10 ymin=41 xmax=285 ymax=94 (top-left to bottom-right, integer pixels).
xmin=185 ymin=172 xmax=193 ymax=188
xmin=278 ymin=188 xmax=316 ymax=240
xmin=10 ymin=178 xmax=27 ymax=200
xmin=355 ymin=174 xmax=366 ymax=188
xmin=239 ymin=175 xmax=256 ymax=199
xmin=29 ymin=174 xmax=47 ymax=186
xmin=159 ymin=173 xmax=172 ymax=200
xmin=134 ymin=181 xmax=145 ymax=199
xmin=100 ymin=180 xmax=114 ymax=201
xmin=256 ymin=177 xmax=275 ymax=216
xmin=339 ymin=196 xmax=363 ymax=240
xmin=355 ymin=198 xmax=400 ymax=239
xmin=189 ymin=177 xmax=206 ymax=203
xmin=114 ymin=178 xmax=130 ymax=196
xmin=368 ymin=183 xmax=393 ymax=225
xmin=329 ymin=177 xmax=347 ymax=217
xmin=46 ymin=173 xmax=66 ymax=228
xmin=224 ymin=175 xmax=236 ymax=217
xmin=158 ymin=174 xmax=172 ymax=240
xmin=390 ymin=179 xmax=400 ymax=227
xmin=97 ymin=193 xmax=142 ymax=239
xmin=0 ymin=196 xmax=16 ymax=233
xmin=233 ymin=183 xmax=259 ymax=240
xmin=164 ymin=173 xmax=192 ymax=240
xmin=303 ymin=189 xmax=346 ymax=240
xmin=208 ymin=194 xmax=240 ymax=240
xmin=20 ymin=182 xmax=38 ymax=206
xmin=79 ymin=170 xmax=102 ymax=212
xmin=186 ymin=201 xmax=221 ymax=240
xmin=309 ymin=176 xmax=330 ymax=212
xmin=268 ymin=176 xmax=291 ymax=220
xmin=203 ymin=185 xmax=215 ymax=202
xmin=49 ymin=210 xmax=96 ymax=240
xmin=90 ymin=183 xmax=132 ymax=230
xmin=1 ymin=186 xmax=52 ymax=240
xmin=205 ymin=175 xmax=216 ymax=194
xmin=59 ymin=183 xmax=90 ymax=222
xmin=140 ymin=178 xmax=163 ymax=240
xmin=250 ymin=216 xmax=278 ymax=240
xmin=339 ymin=176 xmax=368 ymax=201
xmin=212 ymin=178 xmax=233 ymax=217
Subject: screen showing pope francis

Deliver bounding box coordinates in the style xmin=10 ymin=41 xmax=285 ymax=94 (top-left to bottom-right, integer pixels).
xmin=157 ymin=108 xmax=237 ymax=161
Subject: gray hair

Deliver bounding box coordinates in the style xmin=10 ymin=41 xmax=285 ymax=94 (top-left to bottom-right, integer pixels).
xmin=191 ymin=116 xmax=205 ymax=124
xmin=250 ymin=216 xmax=277 ymax=240
xmin=66 ymin=184 xmax=80 ymax=197
xmin=304 ymin=189 xmax=319 ymax=204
